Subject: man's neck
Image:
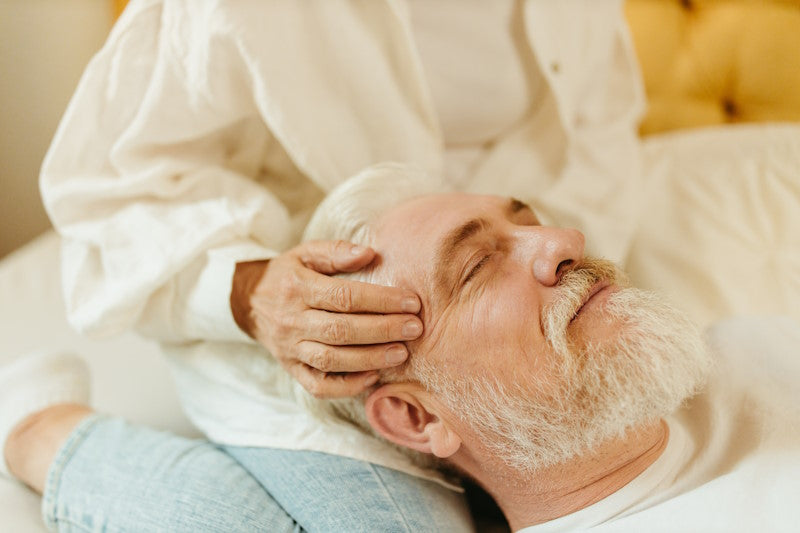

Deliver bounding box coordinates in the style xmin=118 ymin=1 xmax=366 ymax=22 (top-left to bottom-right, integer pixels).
xmin=461 ymin=420 xmax=669 ymax=531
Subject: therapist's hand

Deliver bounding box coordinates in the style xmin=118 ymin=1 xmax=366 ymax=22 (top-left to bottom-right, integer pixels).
xmin=230 ymin=240 xmax=422 ymax=398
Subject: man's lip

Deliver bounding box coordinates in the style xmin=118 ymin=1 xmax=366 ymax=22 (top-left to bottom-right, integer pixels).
xmin=570 ymin=280 xmax=612 ymax=322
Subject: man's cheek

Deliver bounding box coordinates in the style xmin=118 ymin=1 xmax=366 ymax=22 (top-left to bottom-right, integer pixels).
xmin=484 ymin=284 xmax=533 ymax=334
xmin=455 ymin=299 xmax=508 ymax=368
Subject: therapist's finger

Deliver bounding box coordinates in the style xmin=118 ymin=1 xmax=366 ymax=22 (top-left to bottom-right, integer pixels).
xmin=302 ymin=271 xmax=421 ymax=314
xmin=295 ymin=340 xmax=409 ymax=373
xmin=302 ymin=309 xmax=423 ymax=346
xmin=295 ymin=240 xmax=377 ymax=275
xmin=290 ymin=363 xmax=380 ymax=399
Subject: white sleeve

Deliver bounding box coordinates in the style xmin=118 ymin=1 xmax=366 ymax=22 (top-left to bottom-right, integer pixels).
xmin=525 ymin=0 xmax=646 ymax=263
xmin=41 ymin=1 xmax=291 ymax=343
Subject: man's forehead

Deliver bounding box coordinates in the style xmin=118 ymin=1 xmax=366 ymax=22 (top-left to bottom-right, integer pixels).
xmin=370 ymin=193 xmax=513 ymax=284
xmin=377 ymin=192 xmax=507 ymax=232
xmin=375 ymin=193 xmax=501 ymax=246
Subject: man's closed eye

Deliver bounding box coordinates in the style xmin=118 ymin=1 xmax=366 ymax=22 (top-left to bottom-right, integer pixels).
xmin=463 ymin=254 xmax=492 ymax=285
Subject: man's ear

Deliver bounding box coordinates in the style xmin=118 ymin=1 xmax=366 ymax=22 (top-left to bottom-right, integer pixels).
xmin=365 ymin=383 xmax=461 ymax=458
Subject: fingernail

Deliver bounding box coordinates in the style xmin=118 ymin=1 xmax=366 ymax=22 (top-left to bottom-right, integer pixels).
xmin=402 ymin=320 xmax=422 ymax=338
xmin=350 ymin=245 xmax=366 ymax=255
xmin=385 ymin=345 xmax=408 ymax=365
xmin=402 ymin=297 xmax=420 ymax=313
xmin=364 ymin=374 xmax=380 ymax=387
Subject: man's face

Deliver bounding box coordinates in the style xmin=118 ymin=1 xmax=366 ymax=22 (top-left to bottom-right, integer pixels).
xmin=367 ymin=193 xmax=711 ymax=471
xmin=371 ymin=192 xmax=596 ymax=389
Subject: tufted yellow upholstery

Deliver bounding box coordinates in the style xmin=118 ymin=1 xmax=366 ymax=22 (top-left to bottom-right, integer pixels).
xmin=626 ymin=0 xmax=800 ymax=135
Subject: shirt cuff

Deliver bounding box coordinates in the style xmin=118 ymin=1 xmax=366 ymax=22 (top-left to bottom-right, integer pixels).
xmin=181 ymin=242 xmax=278 ymax=343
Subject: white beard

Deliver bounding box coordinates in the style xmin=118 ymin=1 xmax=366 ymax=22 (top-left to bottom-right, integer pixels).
xmin=416 ymin=261 xmax=713 ymax=474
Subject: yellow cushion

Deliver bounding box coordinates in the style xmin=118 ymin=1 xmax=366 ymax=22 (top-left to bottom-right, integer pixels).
xmin=113 ymin=0 xmax=127 ymax=20
xmin=626 ymin=0 xmax=800 ymax=135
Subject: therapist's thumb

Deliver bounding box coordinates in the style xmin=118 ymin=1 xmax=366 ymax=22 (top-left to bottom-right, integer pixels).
xmin=296 ymin=240 xmax=376 ymax=275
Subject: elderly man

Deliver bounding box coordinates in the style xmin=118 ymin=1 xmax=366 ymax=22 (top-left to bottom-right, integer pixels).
xmin=3 ymin=166 xmax=800 ymax=531
xmin=290 ymin=165 xmax=800 ymax=531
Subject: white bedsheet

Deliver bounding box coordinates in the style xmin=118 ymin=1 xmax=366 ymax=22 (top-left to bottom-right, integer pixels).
xmin=1 ymin=123 xmax=798 ymax=531
xmin=625 ymin=123 xmax=800 ymax=328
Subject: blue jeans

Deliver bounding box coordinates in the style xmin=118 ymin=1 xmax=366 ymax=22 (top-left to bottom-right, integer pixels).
xmin=41 ymin=415 xmax=473 ymax=532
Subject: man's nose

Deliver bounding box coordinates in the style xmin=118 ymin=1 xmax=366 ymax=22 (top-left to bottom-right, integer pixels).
xmin=519 ymin=227 xmax=585 ymax=286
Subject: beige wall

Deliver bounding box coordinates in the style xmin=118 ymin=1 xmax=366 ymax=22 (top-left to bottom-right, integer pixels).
xmin=0 ymin=0 xmax=112 ymax=258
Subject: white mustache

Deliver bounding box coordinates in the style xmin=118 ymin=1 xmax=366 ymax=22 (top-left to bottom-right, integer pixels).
xmin=542 ymin=259 xmax=628 ymax=356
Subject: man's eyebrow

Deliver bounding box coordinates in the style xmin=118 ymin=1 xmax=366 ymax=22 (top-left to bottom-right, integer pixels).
xmin=433 ymin=217 xmax=491 ymax=300
xmin=508 ymin=198 xmax=532 ymax=214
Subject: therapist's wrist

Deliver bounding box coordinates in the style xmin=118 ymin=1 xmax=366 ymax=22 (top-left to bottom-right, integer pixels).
xmin=230 ymin=259 xmax=270 ymax=338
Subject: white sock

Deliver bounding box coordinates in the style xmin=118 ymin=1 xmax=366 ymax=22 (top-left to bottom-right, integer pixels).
xmin=0 ymin=351 xmax=90 ymax=478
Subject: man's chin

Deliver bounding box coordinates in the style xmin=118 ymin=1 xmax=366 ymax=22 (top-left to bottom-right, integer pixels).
xmin=540 ymin=287 xmax=713 ymax=470
xmin=575 ymin=288 xmax=713 ymax=428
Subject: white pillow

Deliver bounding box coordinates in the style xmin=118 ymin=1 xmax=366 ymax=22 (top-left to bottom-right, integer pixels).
xmin=625 ymin=124 xmax=800 ymax=329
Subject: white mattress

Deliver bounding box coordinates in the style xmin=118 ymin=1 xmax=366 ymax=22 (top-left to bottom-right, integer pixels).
xmin=1 ymin=123 xmax=798 ymax=531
